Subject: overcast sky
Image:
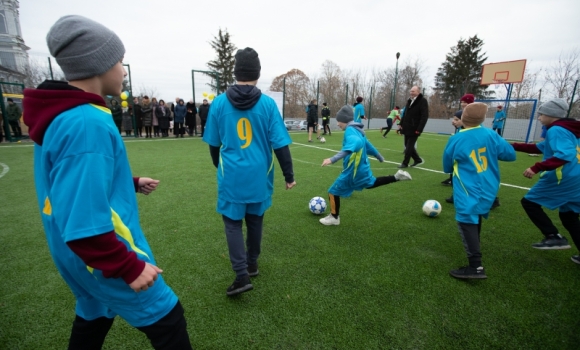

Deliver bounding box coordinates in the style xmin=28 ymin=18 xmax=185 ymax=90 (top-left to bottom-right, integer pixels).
xmin=19 ymin=0 xmax=580 ymax=101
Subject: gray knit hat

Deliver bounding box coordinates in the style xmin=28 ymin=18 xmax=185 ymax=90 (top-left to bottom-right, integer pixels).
xmin=336 ymin=105 xmax=354 ymax=123
xmin=46 ymin=15 xmax=125 ymax=81
xmin=538 ymin=98 xmax=568 ymax=118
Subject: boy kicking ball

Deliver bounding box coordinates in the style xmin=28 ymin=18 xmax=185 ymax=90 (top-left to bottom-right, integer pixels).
xmin=443 ymin=103 xmax=516 ymax=279
xmin=511 ymin=98 xmax=580 ymax=263
xmin=319 ymin=105 xmax=412 ymax=226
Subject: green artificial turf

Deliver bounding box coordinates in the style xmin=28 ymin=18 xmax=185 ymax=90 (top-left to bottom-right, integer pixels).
xmin=1 ymin=130 xmax=578 ymax=349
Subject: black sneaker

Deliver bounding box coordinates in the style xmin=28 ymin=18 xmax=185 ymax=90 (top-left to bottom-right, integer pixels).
xmin=410 ymin=159 xmax=424 ymax=167
xmin=449 ymin=266 xmax=487 ymax=279
xmin=397 ymin=163 xmax=408 ymax=168
xmin=247 ymin=264 xmax=259 ymax=277
xmin=532 ymin=234 xmax=571 ymax=250
xmin=441 ymin=178 xmax=452 ymax=186
xmin=571 ymin=255 xmax=580 ymax=265
xmin=226 ymin=274 xmax=253 ymax=296
xmin=445 ymin=196 xmax=454 ymax=204
xmin=491 ymin=198 xmax=500 ymax=209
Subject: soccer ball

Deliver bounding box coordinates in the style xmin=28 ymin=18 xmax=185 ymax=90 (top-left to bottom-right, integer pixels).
xmin=309 ymin=196 xmax=327 ymax=215
xmin=422 ymin=199 xmax=442 ymax=217
xmin=320 ymin=137 xmax=326 ymax=143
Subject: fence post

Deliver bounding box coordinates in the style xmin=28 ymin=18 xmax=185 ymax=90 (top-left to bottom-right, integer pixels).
xmin=367 ymin=86 xmax=373 ymax=129
xmin=345 ymin=84 xmax=348 ymax=105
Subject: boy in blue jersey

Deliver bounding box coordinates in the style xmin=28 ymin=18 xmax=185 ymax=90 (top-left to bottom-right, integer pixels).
xmin=353 ymin=96 xmax=366 ymax=124
xmin=22 ymin=16 xmax=191 ymax=349
xmin=319 ymin=105 xmax=412 ymax=226
xmin=443 ymin=103 xmax=516 ymax=279
xmin=493 ymin=105 xmax=506 ymax=135
xmin=511 ymin=98 xmax=580 ymax=263
xmin=203 ymin=48 xmax=296 ymax=296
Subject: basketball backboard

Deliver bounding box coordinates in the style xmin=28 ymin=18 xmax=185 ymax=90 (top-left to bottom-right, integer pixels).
xmin=480 ymin=59 xmax=527 ymax=85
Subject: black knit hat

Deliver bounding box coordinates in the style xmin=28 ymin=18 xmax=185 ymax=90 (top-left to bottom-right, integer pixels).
xmin=234 ymin=47 xmax=261 ymax=81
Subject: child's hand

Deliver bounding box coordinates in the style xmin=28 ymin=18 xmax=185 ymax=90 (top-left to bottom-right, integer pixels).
xmin=138 ymin=177 xmax=160 ymax=195
xmin=321 ymin=158 xmax=332 ymax=166
xmin=129 ymin=263 xmax=163 ymax=293
xmin=286 ymin=181 xmax=296 ymax=190
xmin=523 ymin=167 xmax=537 ymax=178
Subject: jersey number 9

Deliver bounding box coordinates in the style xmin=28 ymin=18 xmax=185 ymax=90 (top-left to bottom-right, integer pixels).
xmin=237 ymin=118 xmax=253 ymax=149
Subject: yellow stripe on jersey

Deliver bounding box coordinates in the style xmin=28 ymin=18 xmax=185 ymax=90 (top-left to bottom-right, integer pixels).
xmin=42 ymin=196 xmax=52 ymax=215
xmin=453 ymin=160 xmax=469 ymax=196
xmin=89 ymin=104 xmax=112 ymax=115
xmin=111 ymin=209 xmax=150 ymax=259
xmin=347 ymin=149 xmax=363 ymax=179
xmin=555 ymin=166 xmax=563 ymax=185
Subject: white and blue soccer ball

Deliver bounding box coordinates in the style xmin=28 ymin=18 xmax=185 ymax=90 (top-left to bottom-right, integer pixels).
xmin=309 ymin=196 xmax=327 ymax=215
xmin=422 ymin=199 xmax=442 ymax=217
xmin=320 ymin=137 xmax=326 ymax=143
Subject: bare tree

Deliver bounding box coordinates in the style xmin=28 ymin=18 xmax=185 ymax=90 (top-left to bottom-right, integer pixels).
xmin=319 ymin=60 xmax=344 ymax=114
xmin=24 ymin=56 xmax=65 ymax=88
xmin=270 ymin=69 xmax=311 ymax=118
xmin=544 ymin=48 xmax=580 ymax=101
xmin=136 ymin=84 xmax=159 ymax=100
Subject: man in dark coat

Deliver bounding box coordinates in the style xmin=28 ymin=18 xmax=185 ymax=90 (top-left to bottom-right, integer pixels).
xmin=306 ymin=99 xmax=320 ymax=142
xmin=198 ymin=98 xmax=210 ymax=137
xmin=185 ymin=99 xmax=197 ymax=136
xmin=398 ymin=86 xmax=429 ymax=168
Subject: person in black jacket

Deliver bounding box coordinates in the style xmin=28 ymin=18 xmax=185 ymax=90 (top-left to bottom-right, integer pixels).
xmin=307 ymin=99 xmax=320 ymax=142
xmin=198 ymin=98 xmax=210 ymax=137
xmin=321 ymin=102 xmax=331 ymax=135
xmin=398 ymin=86 xmax=428 ymax=168
xmin=185 ymin=99 xmax=197 ymax=136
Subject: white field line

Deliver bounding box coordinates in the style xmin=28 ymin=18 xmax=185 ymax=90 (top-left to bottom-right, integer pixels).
xmin=0 ymin=162 xmax=9 ymax=178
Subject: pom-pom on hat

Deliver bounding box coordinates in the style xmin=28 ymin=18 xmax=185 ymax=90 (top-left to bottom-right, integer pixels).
xmin=336 ymin=105 xmax=354 ymax=123
xmin=46 ymin=15 xmax=125 ymax=81
xmin=538 ymin=98 xmax=568 ymax=118
xmin=356 ymin=96 xmax=363 ymax=103
xmin=460 ymin=94 xmax=475 ymax=104
xmin=234 ymin=47 xmax=261 ymax=81
xmin=461 ymin=102 xmax=488 ymax=127
xmin=497 ymin=105 xmax=503 ymax=109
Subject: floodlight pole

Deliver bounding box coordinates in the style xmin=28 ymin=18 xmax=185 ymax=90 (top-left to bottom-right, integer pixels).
xmin=123 ymin=63 xmax=137 ymax=138
xmin=48 ymin=57 xmax=54 ymax=80
xmin=567 ymin=79 xmax=578 ymax=118
xmin=391 ymin=52 xmax=400 ymax=110
xmin=502 ymin=83 xmax=513 ymax=137
xmin=282 ymin=77 xmax=286 ymax=119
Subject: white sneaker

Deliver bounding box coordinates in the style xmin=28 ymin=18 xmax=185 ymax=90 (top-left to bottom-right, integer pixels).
xmin=394 ymin=170 xmax=412 ymax=181
xmin=319 ymin=214 xmax=340 ymax=225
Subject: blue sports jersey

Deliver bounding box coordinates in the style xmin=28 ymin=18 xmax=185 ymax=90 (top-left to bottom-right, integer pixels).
xmin=33 ymin=104 xmax=177 ymax=327
xmin=353 ymin=104 xmax=365 ymax=123
xmin=443 ymin=126 xmax=516 ymax=223
xmin=525 ymin=125 xmax=580 ymax=211
xmin=203 ymin=93 xmax=292 ymax=219
xmin=493 ymin=110 xmax=505 ymax=129
xmin=329 ymin=123 xmax=379 ymax=196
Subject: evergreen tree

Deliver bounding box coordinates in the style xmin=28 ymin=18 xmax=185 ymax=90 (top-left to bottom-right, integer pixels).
xmin=206 ymin=28 xmax=237 ymax=93
xmin=434 ymin=35 xmax=491 ymax=106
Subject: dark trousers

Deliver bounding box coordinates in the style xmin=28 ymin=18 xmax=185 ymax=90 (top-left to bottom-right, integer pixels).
xmin=222 ymin=214 xmax=264 ymax=276
xmin=144 ymin=126 xmax=152 ymax=137
xmin=200 ymin=119 xmax=207 ymax=136
xmin=322 ymin=122 xmax=331 ymax=134
xmin=457 ymin=217 xmax=482 ymax=267
xmin=381 ymin=119 xmax=393 ymax=136
xmin=329 ymin=175 xmax=397 ymax=217
xmin=68 ymin=301 xmax=192 ymax=350
xmin=174 ymin=122 xmax=184 ymax=136
xmin=153 ymin=125 xmax=160 ymax=137
xmin=402 ymin=134 xmax=421 ymax=165
xmin=9 ymin=120 xmax=21 ymax=137
xmin=521 ymin=197 xmax=580 ymax=249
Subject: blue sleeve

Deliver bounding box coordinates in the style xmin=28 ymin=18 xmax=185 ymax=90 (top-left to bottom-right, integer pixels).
xmin=365 ymin=139 xmax=380 ymax=157
xmin=495 ymin=133 xmax=517 ymax=162
xmin=268 ymin=98 xmax=292 ymax=149
xmin=443 ymin=137 xmax=455 ymax=174
xmin=342 ymin=129 xmax=362 ymax=153
xmin=548 ymin=127 xmax=578 ymax=162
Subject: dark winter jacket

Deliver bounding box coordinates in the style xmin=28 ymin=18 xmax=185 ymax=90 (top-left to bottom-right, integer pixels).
xmin=111 ymin=103 xmax=122 ymax=126
xmin=7 ymin=103 xmax=21 ymax=121
xmin=400 ymin=93 xmax=429 ymax=136
xmin=306 ymin=103 xmax=318 ymax=124
xmin=173 ymin=103 xmax=187 ymax=123
xmin=185 ymin=102 xmax=196 ymax=126
xmin=156 ymin=105 xmax=171 ymax=129
xmin=198 ymin=103 xmax=210 ymax=121
xmin=141 ymin=103 xmax=153 ymax=126
xmin=122 ymin=108 xmax=133 ymax=131
xmin=133 ymin=103 xmax=142 ymax=128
